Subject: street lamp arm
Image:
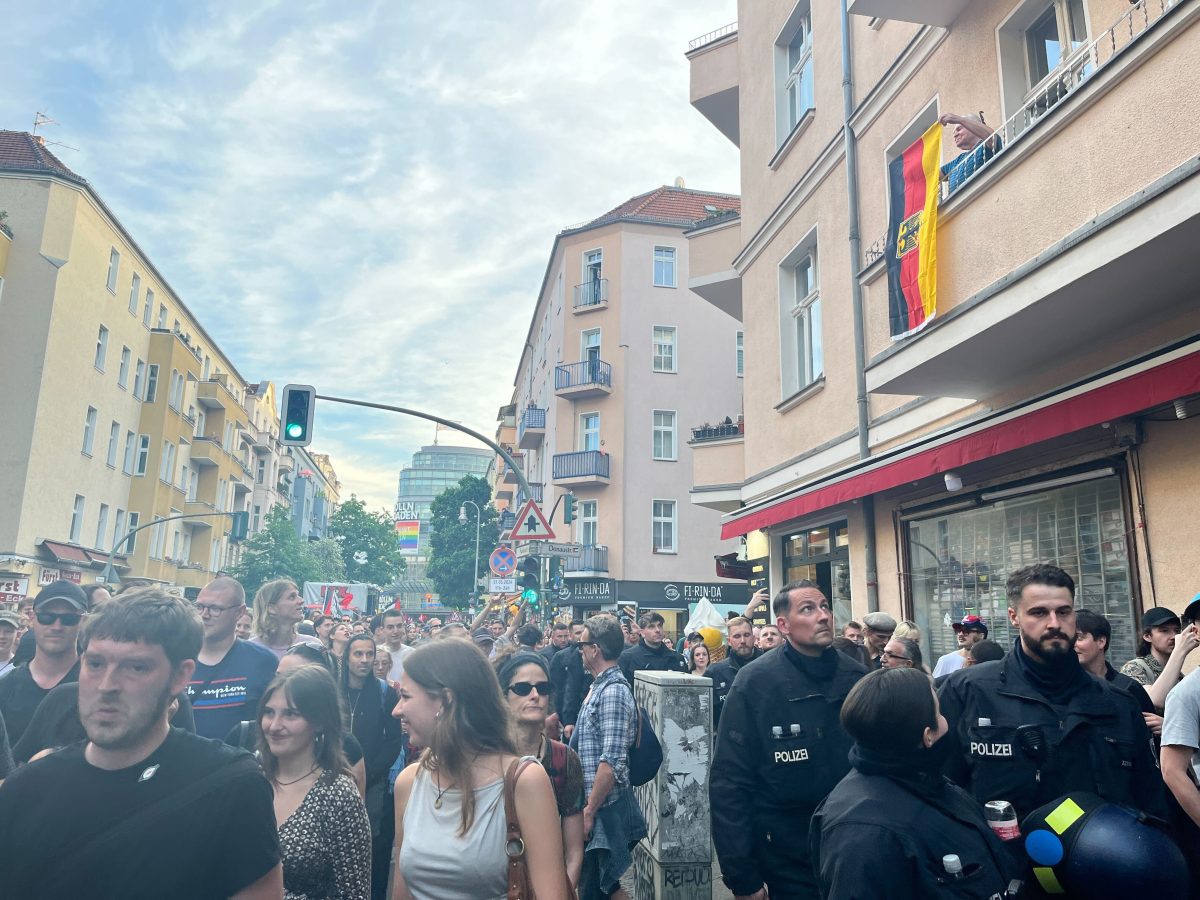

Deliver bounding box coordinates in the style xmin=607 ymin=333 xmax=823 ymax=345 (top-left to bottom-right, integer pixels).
xmin=101 ymin=511 xmax=240 ymax=583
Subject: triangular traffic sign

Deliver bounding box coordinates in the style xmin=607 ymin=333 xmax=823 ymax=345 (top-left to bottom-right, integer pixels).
xmin=510 ymin=500 xmax=555 ymax=541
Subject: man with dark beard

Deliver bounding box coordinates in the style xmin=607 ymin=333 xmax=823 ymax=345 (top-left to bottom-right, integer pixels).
xmin=0 ymin=590 xmax=282 ymax=899
xmin=938 ymin=563 xmax=1165 ymax=823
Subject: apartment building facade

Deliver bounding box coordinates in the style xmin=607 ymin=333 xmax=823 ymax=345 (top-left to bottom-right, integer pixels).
xmin=0 ymin=131 xmax=290 ymax=598
xmin=685 ymin=0 xmax=1200 ymax=662
xmin=495 ymin=187 xmax=752 ymax=633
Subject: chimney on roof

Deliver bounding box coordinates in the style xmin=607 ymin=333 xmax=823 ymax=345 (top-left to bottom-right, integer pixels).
xmin=674 ymin=176 xmax=685 ymax=188
xmin=33 ymin=134 xmax=46 ymax=147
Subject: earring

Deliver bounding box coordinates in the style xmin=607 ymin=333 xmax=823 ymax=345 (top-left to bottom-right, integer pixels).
xmin=435 ymin=710 xmax=442 ymax=720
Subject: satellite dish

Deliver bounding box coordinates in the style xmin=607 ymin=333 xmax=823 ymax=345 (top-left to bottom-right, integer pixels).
xmin=674 ymin=176 xmax=685 ymax=188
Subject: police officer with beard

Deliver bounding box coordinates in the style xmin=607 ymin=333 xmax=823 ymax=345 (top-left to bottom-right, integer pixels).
xmin=706 ymin=616 xmax=761 ymax=729
xmin=939 ymin=563 xmax=1165 ymax=825
xmin=709 ymin=581 xmax=867 ymax=899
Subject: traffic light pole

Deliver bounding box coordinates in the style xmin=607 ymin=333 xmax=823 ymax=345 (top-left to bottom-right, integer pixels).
xmin=313 ymin=394 xmax=537 ymax=501
xmin=100 ymin=511 xmax=243 ymax=583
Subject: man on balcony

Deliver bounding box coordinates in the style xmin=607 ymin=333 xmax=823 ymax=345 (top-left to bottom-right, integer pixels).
xmin=940 ymin=111 xmax=1002 ymax=194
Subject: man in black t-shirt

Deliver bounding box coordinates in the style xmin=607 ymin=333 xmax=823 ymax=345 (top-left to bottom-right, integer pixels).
xmin=0 ymin=590 xmax=282 ymax=899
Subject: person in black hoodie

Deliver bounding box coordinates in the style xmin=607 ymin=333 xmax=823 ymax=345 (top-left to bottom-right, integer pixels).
xmin=709 ymin=580 xmax=866 ymax=899
xmin=617 ymin=612 xmax=688 ymax=685
xmin=550 ymin=621 xmax=592 ymax=741
xmin=705 ymin=616 xmax=760 ymax=728
xmin=812 ymin=667 xmax=1019 ymax=899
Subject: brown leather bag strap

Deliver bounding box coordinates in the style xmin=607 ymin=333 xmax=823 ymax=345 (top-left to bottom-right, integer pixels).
xmin=504 ymin=756 xmax=539 ymax=900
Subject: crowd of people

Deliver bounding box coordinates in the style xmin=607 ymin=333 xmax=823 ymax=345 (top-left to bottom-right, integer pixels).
xmin=1 ymin=563 xmax=1199 ymax=898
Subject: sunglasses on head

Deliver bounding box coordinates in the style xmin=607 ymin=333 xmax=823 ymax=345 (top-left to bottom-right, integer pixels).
xmin=37 ymin=611 xmax=83 ymax=626
xmin=508 ymin=681 xmax=551 ymax=697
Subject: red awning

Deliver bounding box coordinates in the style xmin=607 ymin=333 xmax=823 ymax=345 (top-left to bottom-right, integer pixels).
xmin=721 ymin=348 xmax=1200 ymax=539
xmin=39 ymin=540 xmax=91 ymax=564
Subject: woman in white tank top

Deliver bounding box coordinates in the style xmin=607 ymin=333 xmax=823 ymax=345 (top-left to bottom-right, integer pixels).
xmin=391 ymin=639 xmax=569 ymax=900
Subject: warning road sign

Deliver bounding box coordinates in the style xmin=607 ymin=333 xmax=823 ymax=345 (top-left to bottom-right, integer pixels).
xmin=510 ymin=500 xmax=555 ymax=541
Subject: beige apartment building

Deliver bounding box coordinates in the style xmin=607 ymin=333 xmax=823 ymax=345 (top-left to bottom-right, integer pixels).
xmin=494 ymin=187 xmax=751 ymax=634
xmin=0 ymin=131 xmax=289 ymax=599
xmin=685 ymin=0 xmax=1200 ymax=663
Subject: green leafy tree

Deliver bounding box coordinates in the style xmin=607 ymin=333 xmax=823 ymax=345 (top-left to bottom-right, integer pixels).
xmin=329 ymin=496 xmax=407 ymax=587
xmin=426 ymin=475 xmax=499 ymax=607
xmin=232 ymin=505 xmax=319 ymax=600
xmin=307 ymin=536 xmax=347 ymax=583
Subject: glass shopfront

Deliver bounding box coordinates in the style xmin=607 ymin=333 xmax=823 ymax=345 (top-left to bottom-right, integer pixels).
xmin=782 ymin=521 xmax=852 ymax=628
xmin=905 ymin=469 xmax=1137 ymax=666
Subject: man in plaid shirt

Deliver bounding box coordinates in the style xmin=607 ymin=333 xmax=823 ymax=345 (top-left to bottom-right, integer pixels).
xmin=575 ymin=614 xmax=645 ymax=900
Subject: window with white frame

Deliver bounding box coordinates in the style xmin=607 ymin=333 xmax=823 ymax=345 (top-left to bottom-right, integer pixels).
xmin=580 ymin=413 xmax=600 ymax=452
xmin=124 ymin=512 xmax=140 ymax=553
xmin=256 ymin=458 xmax=266 ymax=484
xmin=223 ymin=422 xmax=234 ymax=450
xmin=775 ymin=4 xmax=815 ymax=144
xmin=128 ymin=274 xmax=140 ymax=314
xmin=578 ymin=500 xmax=598 ymax=546
xmin=150 ymin=521 xmax=165 ymax=559
xmin=94 ymin=326 xmax=109 ymax=371
xmin=142 ymin=290 xmax=153 ymax=327
xmin=145 ymin=364 xmax=159 ymax=403
xmin=202 ymin=355 xmax=211 ymax=380
xmin=653 ymin=247 xmax=677 ymax=287
xmin=652 ymin=326 xmax=677 ymax=373
xmin=188 ymin=469 xmax=199 ymax=501
xmin=95 ymin=504 xmax=109 ymax=550
xmin=216 ymin=479 xmax=227 ymax=512
xmin=736 ymin=331 xmax=744 ymax=376
xmin=778 ymin=234 xmax=823 ymax=397
xmin=157 ymin=304 xmax=168 ymax=329
xmin=70 ymin=495 xmax=86 ymax=543
xmin=159 ymin=440 xmax=176 ymax=482
xmin=106 ymin=421 xmax=120 ymax=467
xmin=178 ymin=463 xmax=189 ymax=493
xmin=123 ymin=430 xmax=136 ymax=474
xmin=172 ymin=530 xmax=182 ymax=562
xmin=652 ymin=500 xmax=677 ymax=553
xmin=998 ymin=0 xmax=1090 ymax=125
xmin=82 ymin=407 xmax=97 ymax=455
xmin=653 ymin=410 xmax=677 ymax=460
xmin=118 ymin=347 xmax=131 ymax=389
xmin=135 ymin=435 xmax=150 ymax=475
xmin=169 ymin=370 xmax=184 ymax=410
xmin=252 ymin=504 xmax=263 ymax=533
xmin=113 ymin=509 xmax=126 ymax=549
xmin=133 ymin=360 xmax=146 ymax=399
xmin=106 ymin=249 xmax=120 ymax=293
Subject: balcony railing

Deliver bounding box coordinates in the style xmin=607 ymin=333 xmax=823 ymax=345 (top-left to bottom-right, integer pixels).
xmin=518 ymin=407 xmax=546 ymax=448
xmin=688 ymin=21 xmax=737 ymax=51
xmin=691 ymin=421 xmax=744 ymax=443
xmin=553 ymin=450 xmax=610 ymax=481
xmin=555 ymin=360 xmax=612 ymax=391
xmin=516 ymin=482 xmax=544 ymax=505
xmin=573 ymin=278 xmax=609 ymax=310
xmin=565 ymin=545 xmax=609 ymax=573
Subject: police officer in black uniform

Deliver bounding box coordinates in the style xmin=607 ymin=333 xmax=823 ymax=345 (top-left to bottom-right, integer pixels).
xmin=705 ymin=615 xmax=761 ymax=729
xmin=710 ymin=580 xmax=866 ymax=898
xmin=939 ymin=563 xmax=1166 ymax=825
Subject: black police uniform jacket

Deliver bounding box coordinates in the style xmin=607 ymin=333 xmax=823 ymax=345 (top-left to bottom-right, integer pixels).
xmin=811 ymin=745 xmax=1018 ymax=900
xmin=938 ymin=644 xmax=1166 ymax=822
xmin=617 ymin=639 xmax=688 ymax=685
xmin=706 ymin=647 xmax=762 ymax=728
xmin=709 ymin=642 xmax=866 ymax=897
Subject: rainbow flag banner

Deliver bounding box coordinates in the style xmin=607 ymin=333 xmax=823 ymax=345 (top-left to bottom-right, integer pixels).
xmin=886 ymin=122 xmax=941 ymax=338
xmin=395 ymin=519 xmax=420 ymax=555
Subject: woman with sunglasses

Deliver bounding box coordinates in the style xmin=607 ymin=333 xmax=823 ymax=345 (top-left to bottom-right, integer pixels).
xmin=496 ymin=650 xmax=585 ymax=889
xmin=392 ymin=639 xmax=569 ymax=900
xmin=257 ymin=665 xmax=372 ymax=899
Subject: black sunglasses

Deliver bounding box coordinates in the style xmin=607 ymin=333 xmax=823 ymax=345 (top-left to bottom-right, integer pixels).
xmin=37 ymin=611 xmax=83 ymax=626
xmin=509 ymin=681 xmax=551 ymax=697
xmin=577 ymin=640 xmax=597 ymax=647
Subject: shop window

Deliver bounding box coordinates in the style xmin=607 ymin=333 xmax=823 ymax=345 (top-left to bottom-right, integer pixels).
xmin=782 ymin=521 xmax=851 ymax=626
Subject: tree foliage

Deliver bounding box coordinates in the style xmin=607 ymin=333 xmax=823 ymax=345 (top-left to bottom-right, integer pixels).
xmin=426 ymin=475 xmax=499 ymax=606
xmin=231 ymin=505 xmax=342 ymax=600
xmin=328 ymin=496 xmax=407 ymax=587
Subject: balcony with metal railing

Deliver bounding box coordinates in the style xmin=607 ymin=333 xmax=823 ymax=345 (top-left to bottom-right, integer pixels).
xmin=565 ymin=545 xmax=609 ymax=574
xmin=502 ymin=453 xmax=524 ymax=485
xmin=687 ymin=21 xmax=739 ymax=147
xmin=555 ymin=359 xmax=613 ymax=400
xmin=690 ymin=420 xmax=744 ymax=443
xmin=573 ymin=278 xmax=609 ymax=313
xmin=516 ymin=482 xmax=544 ymax=506
xmin=552 ymin=450 xmax=611 ymax=487
xmin=518 ymin=407 xmax=546 ymax=449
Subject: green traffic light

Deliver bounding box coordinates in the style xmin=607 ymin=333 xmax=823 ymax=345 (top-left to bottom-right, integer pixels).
xmin=286 ymin=423 xmax=304 ymax=439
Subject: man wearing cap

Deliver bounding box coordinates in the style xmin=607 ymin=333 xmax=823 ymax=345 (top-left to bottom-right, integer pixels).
xmin=0 ymin=581 xmax=85 ymax=745
xmin=0 ymin=609 xmax=20 ymax=680
xmin=1121 ymin=605 xmax=1200 ymax=712
xmin=472 ymin=626 xmax=496 ymax=657
xmin=932 ymin=615 xmax=989 ymax=678
xmin=860 ymin=611 xmax=896 ymax=670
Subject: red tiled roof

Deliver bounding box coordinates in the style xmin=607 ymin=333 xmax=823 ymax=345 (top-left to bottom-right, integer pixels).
xmin=0 ymin=131 xmax=84 ymax=182
xmin=572 ymin=186 xmax=740 ymax=232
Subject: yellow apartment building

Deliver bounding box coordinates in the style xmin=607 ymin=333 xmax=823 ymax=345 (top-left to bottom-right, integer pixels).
xmin=0 ymin=131 xmax=267 ymax=598
xmin=686 ymin=0 xmax=1200 ymax=663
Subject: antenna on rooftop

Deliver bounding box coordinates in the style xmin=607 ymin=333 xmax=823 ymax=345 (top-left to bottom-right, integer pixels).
xmin=31 ymin=111 xmax=77 ymax=152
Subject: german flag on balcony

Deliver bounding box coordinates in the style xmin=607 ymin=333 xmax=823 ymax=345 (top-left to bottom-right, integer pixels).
xmin=886 ymin=122 xmax=941 ymax=338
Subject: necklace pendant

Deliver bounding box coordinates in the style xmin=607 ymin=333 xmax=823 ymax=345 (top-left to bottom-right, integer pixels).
xmin=434 ymin=796 xmax=443 ymax=810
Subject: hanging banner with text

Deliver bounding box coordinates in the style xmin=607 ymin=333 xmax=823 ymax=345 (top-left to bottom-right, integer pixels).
xmin=395 ymin=520 xmax=420 ymax=556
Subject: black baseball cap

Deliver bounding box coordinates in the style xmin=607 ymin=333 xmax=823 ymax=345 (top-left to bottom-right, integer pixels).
xmin=33 ymin=581 xmax=88 ymax=612
xmin=1141 ymin=607 xmax=1181 ymax=632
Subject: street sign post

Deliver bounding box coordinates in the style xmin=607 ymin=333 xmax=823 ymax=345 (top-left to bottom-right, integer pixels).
xmin=510 ymin=500 xmax=555 ymax=542
xmin=542 ymin=542 xmax=583 ymax=558
xmin=489 ymin=546 xmax=517 ymax=577
xmin=489 ymin=578 xmax=517 ymax=593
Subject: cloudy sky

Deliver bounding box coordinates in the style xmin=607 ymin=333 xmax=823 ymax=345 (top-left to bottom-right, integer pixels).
xmin=1 ymin=1 xmax=738 ymax=512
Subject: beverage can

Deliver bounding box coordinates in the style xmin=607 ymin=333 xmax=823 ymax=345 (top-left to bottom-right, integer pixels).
xmin=985 ymin=800 xmax=1020 ymax=841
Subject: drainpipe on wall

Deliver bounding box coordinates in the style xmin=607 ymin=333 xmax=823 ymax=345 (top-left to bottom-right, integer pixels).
xmin=841 ymin=0 xmax=879 ymax=613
